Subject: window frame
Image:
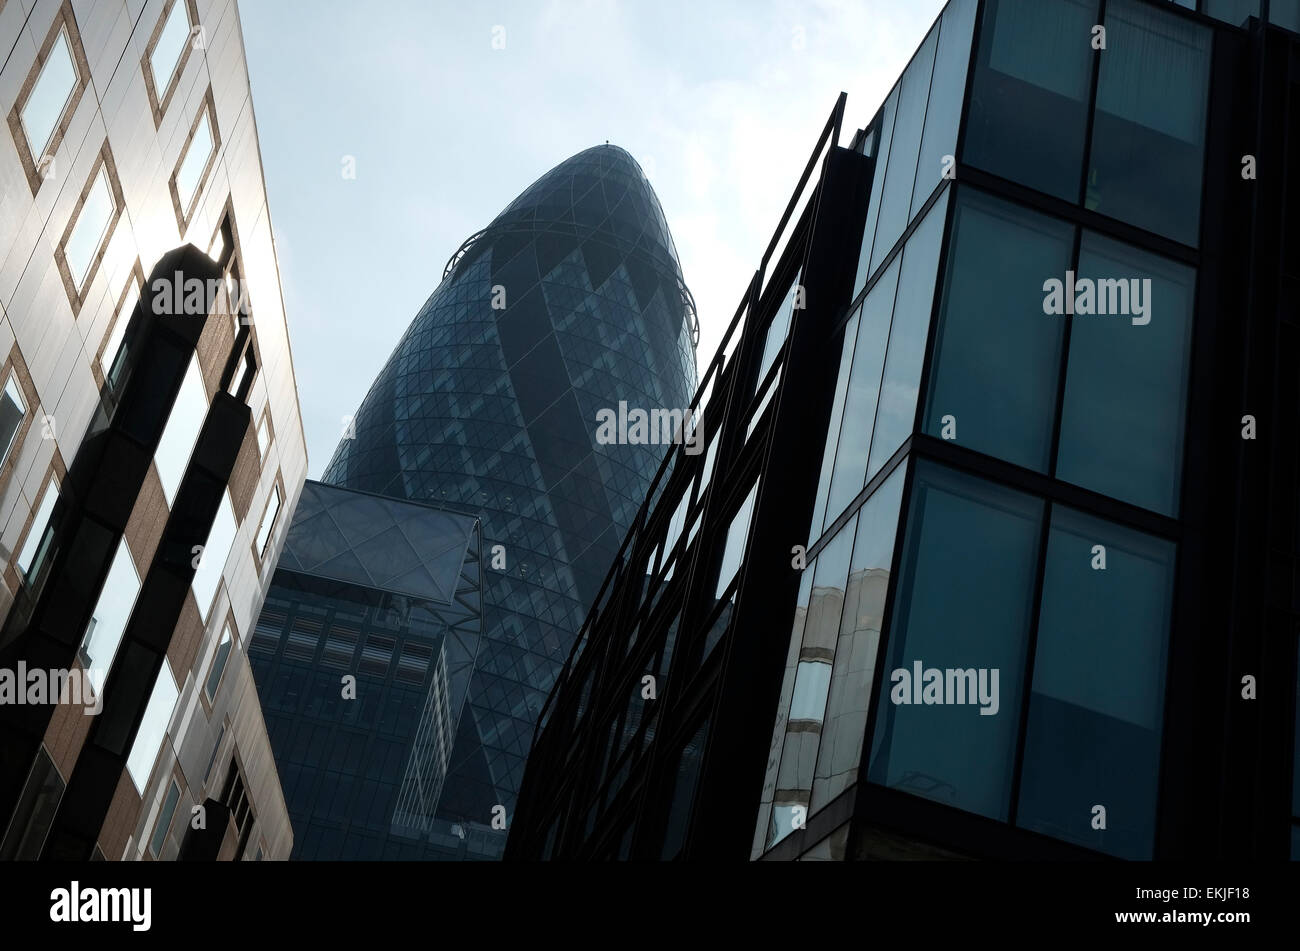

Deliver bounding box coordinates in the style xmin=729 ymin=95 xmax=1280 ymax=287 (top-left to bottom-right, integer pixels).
xmin=142 ymin=0 xmax=201 ymax=126
xmin=54 ymin=144 xmax=125 ymax=315
xmin=170 ymin=90 xmax=221 ymax=233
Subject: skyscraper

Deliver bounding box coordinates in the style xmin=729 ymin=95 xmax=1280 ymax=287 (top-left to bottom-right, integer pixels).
xmin=508 ymin=0 xmax=1300 ymax=861
xmin=0 ymin=0 xmax=306 ymax=860
xmin=253 ymin=144 xmax=698 ymax=858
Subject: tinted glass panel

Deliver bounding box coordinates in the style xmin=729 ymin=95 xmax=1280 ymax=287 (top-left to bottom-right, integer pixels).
xmin=1204 ymin=0 xmax=1259 ymax=26
xmin=21 ymin=29 xmax=77 ymax=159
xmin=1056 ymin=233 xmax=1194 ymax=515
xmin=150 ymin=781 xmax=181 ymax=857
xmin=924 ymin=189 xmax=1073 ymax=471
xmin=1087 ymin=0 xmax=1210 ymax=245
xmin=1016 ymin=507 xmax=1174 ymax=858
xmin=965 ymin=0 xmax=1098 ymax=202
xmin=852 ymin=88 xmax=899 ymax=297
xmin=715 ymin=483 xmax=758 ymax=598
xmin=866 ymin=188 xmax=949 ymax=480
xmin=870 ymin=27 xmax=938 ymax=275
xmin=1272 ymin=0 xmax=1300 ymax=31
xmin=809 ymin=307 xmax=861 ymax=538
xmin=912 ymin=0 xmax=978 ymax=216
xmin=869 ymin=462 xmax=1042 ymax=820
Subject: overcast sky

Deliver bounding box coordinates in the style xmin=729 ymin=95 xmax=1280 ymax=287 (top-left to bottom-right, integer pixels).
xmin=238 ymin=0 xmax=947 ymax=476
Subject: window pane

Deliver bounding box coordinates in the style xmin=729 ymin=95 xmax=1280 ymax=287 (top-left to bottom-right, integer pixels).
xmin=126 ymin=663 xmax=179 ymax=792
xmin=17 ymin=476 xmax=59 ymax=578
xmin=255 ymin=484 xmax=282 ymax=557
xmin=866 ymin=188 xmax=949 ymax=480
xmin=812 ymin=464 xmax=906 ymax=810
xmin=65 ymin=169 xmax=115 ymax=289
xmin=205 ymin=624 xmax=234 ymax=700
xmin=965 ymin=0 xmax=1098 ymax=202
xmin=193 ymin=493 xmax=236 ymax=618
xmin=924 ymin=189 xmax=1074 ymax=472
xmin=256 ymin=413 xmax=270 ymax=457
xmin=825 ymin=257 xmax=900 ymax=528
xmin=852 ymin=88 xmax=899 ymax=298
xmin=20 ymin=29 xmax=77 ymax=159
xmin=911 ymin=0 xmax=977 ymax=215
xmin=1016 ymin=507 xmax=1174 ymax=859
xmin=868 ymin=462 xmax=1042 ymax=821
xmin=757 ymin=277 xmax=799 ymax=389
xmin=660 ymin=719 xmax=709 ymax=859
xmin=1087 ymin=0 xmax=1210 ymax=245
xmin=0 ymin=748 xmax=64 ymax=860
xmin=1055 ymin=233 xmax=1195 ymax=515
xmin=1271 ymin=0 xmax=1300 ymax=32
xmin=869 ymin=27 xmax=938 ymax=276
xmin=151 ymin=0 xmax=191 ymax=95
xmin=714 ymin=482 xmax=758 ymax=598
xmin=81 ymin=539 xmax=140 ymax=694
xmin=1204 ymin=0 xmax=1259 ymax=27
xmin=176 ymin=110 xmax=214 ymax=213
xmin=0 ymin=376 xmax=27 ymax=461
xmin=155 ymin=356 xmax=208 ymax=505
xmin=150 ymin=781 xmax=181 ymax=857
xmin=809 ymin=307 xmax=861 ymax=538
xmin=101 ymin=281 xmax=140 ymax=383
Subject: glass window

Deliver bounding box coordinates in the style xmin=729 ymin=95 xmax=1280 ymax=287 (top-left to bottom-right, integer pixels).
xmin=824 ymin=257 xmax=900 ymax=530
xmin=150 ymin=0 xmax=192 ymax=97
xmin=0 ymin=748 xmax=64 ymax=860
xmin=965 ymin=0 xmax=1099 ymax=203
xmin=255 ymin=483 xmax=283 ymax=558
xmin=64 ymin=167 xmax=116 ymax=290
xmin=757 ymin=278 xmax=798 ymax=389
xmin=256 ymin=413 xmax=270 ymax=458
xmin=660 ymin=719 xmax=709 ymax=859
xmin=1055 ymin=233 xmax=1195 ymax=516
xmin=175 ymin=107 xmax=215 ymax=215
xmin=17 ymin=476 xmax=59 ymax=579
xmin=205 ymin=624 xmax=234 ymax=700
xmin=80 ymin=539 xmax=140 ymax=694
xmin=1087 ymin=0 xmax=1210 ymax=245
xmin=852 ymin=88 xmax=899 ymax=297
xmin=1204 ymin=0 xmax=1259 ymax=27
xmin=869 ymin=27 xmax=939 ymax=276
xmin=127 ymin=662 xmax=179 ymax=792
xmin=809 ymin=307 xmax=861 ymax=537
xmin=868 ymin=462 xmax=1042 ymax=821
xmin=155 ymin=356 xmax=207 ymax=505
xmin=20 ymin=28 xmax=78 ymax=160
xmin=715 ymin=482 xmax=758 ymax=598
xmin=1016 ymin=507 xmax=1174 ymax=859
xmin=193 ymin=492 xmax=236 ymax=618
xmin=865 ymin=188 xmax=950 ymax=481
xmin=924 ymin=189 xmax=1074 ymax=472
xmin=911 ymin=0 xmax=978 ymax=215
xmin=1271 ymin=0 xmax=1300 ymax=32
xmin=150 ymin=781 xmax=181 ymax=857
xmin=101 ymin=280 xmax=140 ymax=384
xmin=812 ymin=464 xmax=906 ymax=810
xmin=0 ymin=375 xmax=28 ymax=463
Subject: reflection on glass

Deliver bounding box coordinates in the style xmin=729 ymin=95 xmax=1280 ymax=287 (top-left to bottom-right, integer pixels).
xmin=0 ymin=375 xmax=28 ymax=463
xmin=150 ymin=0 xmax=192 ymax=96
xmin=812 ymin=464 xmax=906 ymax=810
xmin=1056 ymin=232 xmax=1194 ymax=515
xmin=924 ymin=189 xmax=1073 ymax=472
xmin=65 ymin=168 xmax=115 ymax=289
xmin=176 ymin=109 xmax=215 ymax=214
xmin=150 ymin=781 xmax=181 ymax=857
xmin=866 ymin=188 xmax=949 ymax=481
xmin=1016 ymin=507 xmax=1174 ymax=859
xmin=869 ymin=462 xmax=1042 ymax=821
xmin=714 ymin=482 xmax=758 ymax=598
xmin=809 ymin=307 xmax=861 ymax=538
xmin=155 ymin=356 xmax=207 ymax=505
xmin=193 ymin=492 xmax=236 ymax=619
xmin=126 ymin=663 xmax=179 ymax=792
xmin=17 ymin=476 xmax=59 ymax=579
xmin=852 ymin=88 xmax=899 ymax=297
xmin=964 ymin=0 xmax=1098 ymax=203
xmin=205 ymin=624 xmax=234 ymax=700
xmin=81 ymin=539 xmax=140 ymax=694
xmin=1087 ymin=0 xmax=1210 ymax=245
xmin=911 ymin=0 xmax=978 ymax=215
xmin=101 ymin=281 xmax=140 ymax=385
xmin=20 ymin=29 xmax=77 ymax=159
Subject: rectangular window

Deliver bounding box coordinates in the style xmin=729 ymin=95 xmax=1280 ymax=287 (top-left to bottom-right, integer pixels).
xmin=193 ymin=492 xmax=237 ymax=619
xmin=1055 ymin=232 xmax=1195 ymax=515
xmin=150 ymin=0 xmax=191 ymax=98
xmin=964 ymin=0 xmax=1098 ymax=203
xmin=715 ymin=482 xmax=758 ymax=599
xmin=19 ymin=27 xmax=77 ymax=162
xmin=80 ymin=539 xmax=140 ymax=694
xmin=0 ymin=374 xmax=28 ymax=464
xmin=923 ymin=189 xmax=1074 ymax=472
xmin=205 ymin=624 xmax=234 ymax=701
xmin=155 ymin=356 xmax=208 ymax=505
xmin=256 ymin=412 xmax=270 ymax=458
xmin=63 ymin=166 xmax=116 ymax=291
xmin=127 ymin=663 xmax=179 ymax=793
xmin=149 ymin=780 xmax=181 ymax=857
xmin=174 ymin=106 xmax=215 ymax=219
xmin=1016 ymin=507 xmax=1174 ymax=859
xmin=1087 ymin=0 xmax=1210 ymax=245
xmin=869 ymin=462 xmax=1042 ymax=821
xmin=255 ymin=483 xmax=282 ymax=558
xmin=16 ymin=475 xmax=59 ymax=579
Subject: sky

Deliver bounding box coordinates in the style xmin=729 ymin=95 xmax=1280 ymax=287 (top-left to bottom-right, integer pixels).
xmin=237 ymin=0 xmax=948 ymax=477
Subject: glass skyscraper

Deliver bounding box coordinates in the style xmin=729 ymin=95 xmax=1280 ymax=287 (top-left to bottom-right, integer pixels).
xmin=255 ymin=144 xmax=698 ymax=857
